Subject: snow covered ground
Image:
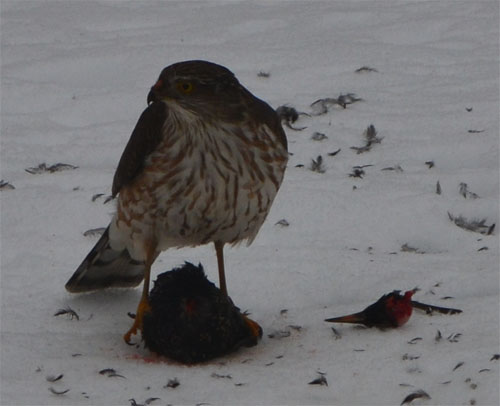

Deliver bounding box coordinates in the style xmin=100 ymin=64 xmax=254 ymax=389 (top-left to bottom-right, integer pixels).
xmin=1 ymin=1 xmax=499 ymax=405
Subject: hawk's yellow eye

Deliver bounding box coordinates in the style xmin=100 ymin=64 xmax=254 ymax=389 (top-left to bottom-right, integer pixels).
xmin=176 ymin=81 xmax=194 ymax=94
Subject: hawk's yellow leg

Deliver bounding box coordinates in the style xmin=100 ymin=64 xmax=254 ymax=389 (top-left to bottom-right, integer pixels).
xmin=215 ymin=241 xmax=262 ymax=339
xmin=124 ymin=242 xmax=156 ymax=344
xmin=214 ymin=241 xmax=227 ymax=296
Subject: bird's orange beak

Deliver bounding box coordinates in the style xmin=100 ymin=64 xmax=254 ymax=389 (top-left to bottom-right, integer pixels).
xmin=325 ymin=311 xmax=366 ymax=324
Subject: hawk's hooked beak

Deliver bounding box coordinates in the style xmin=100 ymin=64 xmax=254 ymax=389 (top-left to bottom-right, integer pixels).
xmin=147 ymin=88 xmax=158 ymax=105
xmin=147 ymin=79 xmax=163 ymax=105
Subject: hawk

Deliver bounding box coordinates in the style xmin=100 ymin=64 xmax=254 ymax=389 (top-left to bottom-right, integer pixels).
xmin=65 ymin=60 xmax=288 ymax=343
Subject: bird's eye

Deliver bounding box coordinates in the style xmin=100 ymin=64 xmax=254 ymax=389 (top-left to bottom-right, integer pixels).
xmin=176 ymin=81 xmax=194 ymax=94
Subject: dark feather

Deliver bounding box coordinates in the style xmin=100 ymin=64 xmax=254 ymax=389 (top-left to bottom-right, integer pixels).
xmin=112 ymin=102 xmax=168 ymax=197
xmin=65 ymin=227 xmax=145 ymax=292
xmin=246 ymin=91 xmax=288 ymax=151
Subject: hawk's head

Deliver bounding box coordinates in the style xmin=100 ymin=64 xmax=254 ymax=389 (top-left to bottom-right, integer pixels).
xmin=147 ymin=60 xmax=246 ymax=121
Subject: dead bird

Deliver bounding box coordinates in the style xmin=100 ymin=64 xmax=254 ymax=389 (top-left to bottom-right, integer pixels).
xmin=142 ymin=262 xmax=261 ymax=363
xmin=325 ymin=290 xmax=415 ymax=328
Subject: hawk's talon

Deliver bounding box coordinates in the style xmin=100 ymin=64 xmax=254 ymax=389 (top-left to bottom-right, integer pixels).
xmin=242 ymin=314 xmax=263 ymax=339
xmin=123 ymin=296 xmax=151 ymax=344
xmin=123 ymin=325 xmax=139 ymax=344
xmin=124 ymin=335 xmax=138 ymax=346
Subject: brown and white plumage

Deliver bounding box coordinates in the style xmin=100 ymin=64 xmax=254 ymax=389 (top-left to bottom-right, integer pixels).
xmin=65 ymin=60 xmax=288 ymax=342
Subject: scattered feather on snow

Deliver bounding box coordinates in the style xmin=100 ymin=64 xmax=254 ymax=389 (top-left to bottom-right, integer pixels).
xmin=310 ymin=155 xmax=326 ymax=173
xmin=459 ymin=182 xmax=480 ymax=199
xmin=400 ymin=389 xmax=431 ymax=405
xmin=355 ymin=66 xmax=378 ymax=73
xmin=308 ymin=371 xmax=328 ymax=386
xmin=275 ymin=219 xmax=290 ymax=227
xmin=53 ymin=307 xmax=79 ymax=321
xmin=351 ymin=125 xmax=383 ymax=154
xmin=311 ymin=131 xmax=328 ymax=141
xmin=276 ymin=105 xmax=308 ymax=131
xmin=25 ymin=163 xmax=78 ymax=174
xmin=0 ymin=180 xmax=15 ymax=190
xmin=447 ymin=212 xmax=495 ymax=235
xmin=310 ymin=93 xmax=362 ymax=115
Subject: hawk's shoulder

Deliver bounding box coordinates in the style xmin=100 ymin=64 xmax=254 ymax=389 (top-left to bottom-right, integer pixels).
xmin=248 ymin=94 xmax=288 ymax=151
xmin=112 ymin=102 xmax=168 ymax=197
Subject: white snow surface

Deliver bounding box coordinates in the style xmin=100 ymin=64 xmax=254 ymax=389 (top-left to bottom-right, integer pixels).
xmin=1 ymin=1 xmax=499 ymax=405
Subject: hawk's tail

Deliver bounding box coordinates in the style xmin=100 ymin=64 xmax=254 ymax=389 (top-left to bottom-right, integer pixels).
xmin=65 ymin=226 xmax=145 ymax=293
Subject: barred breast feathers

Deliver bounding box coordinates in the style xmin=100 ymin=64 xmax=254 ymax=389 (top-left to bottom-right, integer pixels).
xmin=113 ymin=101 xmax=287 ymax=258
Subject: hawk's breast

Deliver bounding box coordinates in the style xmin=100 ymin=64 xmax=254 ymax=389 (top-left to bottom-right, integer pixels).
xmin=112 ymin=107 xmax=287 ymax=260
